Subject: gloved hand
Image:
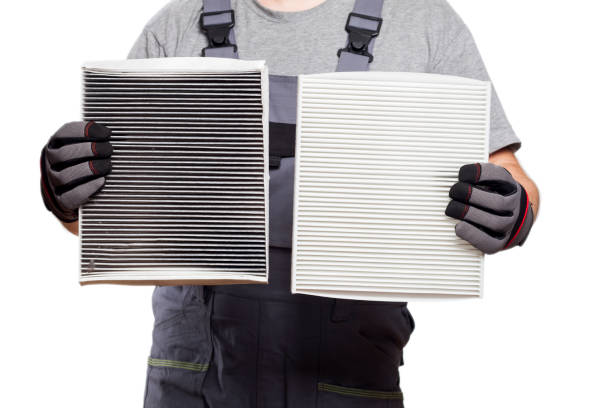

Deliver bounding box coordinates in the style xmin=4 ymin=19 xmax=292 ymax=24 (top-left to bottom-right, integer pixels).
xmin=40 ymin=121 xmax=112 ymax=223
xmin=445 ymin=163 xmax=534 ymax=254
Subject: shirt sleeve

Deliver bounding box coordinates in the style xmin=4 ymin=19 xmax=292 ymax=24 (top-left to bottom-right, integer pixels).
xmin=127 ymin=29 xmax=166 ymax=59
xmin=430 ymin=1 xmax=520 ymax=153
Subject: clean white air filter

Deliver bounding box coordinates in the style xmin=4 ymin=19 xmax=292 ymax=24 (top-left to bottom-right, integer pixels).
xmin=79 ymin=58 xmax=269 ymax=286
xmin=292 ymin=72 xmax=490 ymax=301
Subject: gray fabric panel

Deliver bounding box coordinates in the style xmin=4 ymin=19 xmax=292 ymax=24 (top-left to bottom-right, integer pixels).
xmin=269 ymin=75 xmax=298 ymax=124
xmin=204 ymin=46 xmax=236 ymax=58
xmin=465 ymin=185 xmax=516 ymax=212
xmin=477 ymin=163 xmax=516 ymax=184
xmin=51 ymin=121 xmax=87 ymax=141
xmin=455 ymin=221 xmax=506 ymax=255
xmin=49 ymin=161 xmax=96 ymax=187
xmin=353 ymin=0 xmax=385 ymax=16
xmin=47 ymin=142 xmax=94 ymax=165
xmin=201 ymin=6 xmax=238 ymax=51
xmin=348 ymin=14 xmax=381 ymax=31
xmin=464 ymin=205 xmax=516 ymax=233
xmin=337 ymin=51 xmax=370 ymax=72
xmin=201 ymin=12 xmax=232 ymax=26
xmin=203 ymin=0 xmax=231 ymax=13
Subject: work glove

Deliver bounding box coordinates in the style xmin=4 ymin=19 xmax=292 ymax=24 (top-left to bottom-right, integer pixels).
xmin=40 ymin=121 xmax=112 ymax=223
xmin=445 ymin=163 xmax=534 ymax=254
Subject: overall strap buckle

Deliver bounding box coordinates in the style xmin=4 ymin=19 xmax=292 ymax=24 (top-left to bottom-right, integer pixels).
xmin=200 ymin=10 xmax=237 ymax=55
xmin=337 ymin=12 xmax=383 ymax=63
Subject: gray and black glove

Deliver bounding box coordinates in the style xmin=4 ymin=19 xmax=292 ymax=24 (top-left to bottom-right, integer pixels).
xmin=40 ymin=121 xmax=112 ymax=222
xmin=445 ymin=163 xmax=534 ymax=254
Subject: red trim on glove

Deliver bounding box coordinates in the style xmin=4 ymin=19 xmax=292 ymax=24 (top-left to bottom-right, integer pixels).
xmin=460 ymin=204 xmax=469 ymax=219
xmin=89 ymin=161 xmax=97 ymax=175
xmin=505 ymin=190 xmax=530 ymax=249
xmin=85 ymin=121 xmax=94 ymax=138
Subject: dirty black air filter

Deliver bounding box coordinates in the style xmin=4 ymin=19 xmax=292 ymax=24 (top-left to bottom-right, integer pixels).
xmin=79 ymin=58 xmax=269 ymax=285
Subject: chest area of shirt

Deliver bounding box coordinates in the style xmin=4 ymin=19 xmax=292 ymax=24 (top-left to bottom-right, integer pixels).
xmin=173 ymin=8 xmax=430 ymax=75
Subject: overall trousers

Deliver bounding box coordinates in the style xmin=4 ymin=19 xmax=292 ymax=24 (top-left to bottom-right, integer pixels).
xmin=144 ymin=1 xmax=415 ymax=406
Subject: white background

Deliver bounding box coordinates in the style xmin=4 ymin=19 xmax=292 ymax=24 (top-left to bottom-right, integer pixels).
xmin=1 ymin=0 xmax=611 ymax=406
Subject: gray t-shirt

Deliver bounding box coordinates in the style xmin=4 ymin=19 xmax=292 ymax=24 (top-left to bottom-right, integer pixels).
xmin=128 ymin=0 xmax=520 ymax=153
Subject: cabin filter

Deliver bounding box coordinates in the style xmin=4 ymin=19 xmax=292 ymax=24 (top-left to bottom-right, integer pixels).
xmin=79 ymin=58 xmax=269 ymax=285
xmin=292 ymin=72 xmax=491 ymax=301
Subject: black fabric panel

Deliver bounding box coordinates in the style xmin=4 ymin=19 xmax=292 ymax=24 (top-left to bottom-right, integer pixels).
xmin=449 ymin=182 xmax=471 ymax=203
xmin=269 ymin=155 xmax=281 ymax=169
xmin=458 ymin=163 xmax=481 ymax=183
xmin=92 ymin=142 xmax=113 ymax=158
xmin=445 ymin=200 xmax=468 ymax=220
xmin=269 ymin=122 xmax=296 ymax=169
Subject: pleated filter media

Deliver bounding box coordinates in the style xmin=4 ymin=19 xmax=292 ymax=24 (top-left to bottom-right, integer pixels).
xmin=292 ymin=72 xmax=491 ymax=301
xmin=79 ymin=58 xmax=269 ymax=285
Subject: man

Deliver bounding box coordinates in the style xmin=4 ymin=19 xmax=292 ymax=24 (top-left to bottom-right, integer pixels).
xmin=40 ymin=0 xmax=539 ymax=406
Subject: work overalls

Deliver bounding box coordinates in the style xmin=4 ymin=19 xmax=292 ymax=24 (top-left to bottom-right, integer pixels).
xmin=144 ymin=1 xmax=415 ymax=406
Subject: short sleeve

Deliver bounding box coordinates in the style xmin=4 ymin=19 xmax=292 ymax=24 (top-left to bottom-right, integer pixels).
xmin=430 ymin=1 xmax=520 ymax=153
xmin=127 ymin=29 xmax=166 ymax=59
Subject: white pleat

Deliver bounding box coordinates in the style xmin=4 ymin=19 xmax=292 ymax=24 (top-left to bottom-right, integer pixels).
xmin=292 ymin=71 xmax=490 ymax=301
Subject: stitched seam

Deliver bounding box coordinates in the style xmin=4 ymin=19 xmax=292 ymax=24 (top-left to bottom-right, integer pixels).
xmin=476 ymin=163 xmax=481 ymax=182
xmin=147 ymin=357 xmax=209 ymax=372
xmin=91 ymin=142 xmax=97 ymax=156
xmin=318 ymin=383 xmax=403 ymax=400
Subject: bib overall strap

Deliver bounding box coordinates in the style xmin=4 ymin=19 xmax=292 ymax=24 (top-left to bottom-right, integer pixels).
xmin=337 ymin=0 xmax=385 ymax=72
xmin=200 ymin=0 xmax=238 ymax=58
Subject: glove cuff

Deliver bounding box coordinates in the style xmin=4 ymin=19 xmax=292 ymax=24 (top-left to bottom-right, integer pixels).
xmin=40 ymin=149 xmax=78 ymax=223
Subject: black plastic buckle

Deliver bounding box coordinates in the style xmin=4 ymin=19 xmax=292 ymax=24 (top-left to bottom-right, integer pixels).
xmin=200 ymin=10 xmax=237 ymax=55
xmin=337 ymin=12 xmax=383 ymax=62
